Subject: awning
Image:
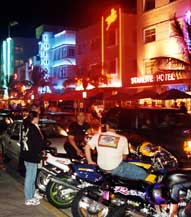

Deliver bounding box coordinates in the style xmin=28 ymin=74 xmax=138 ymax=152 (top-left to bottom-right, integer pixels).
xmin=159 ymin=89 xmax=191 ymax=100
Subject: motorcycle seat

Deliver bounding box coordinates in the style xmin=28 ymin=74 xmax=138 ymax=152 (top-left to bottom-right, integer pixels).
xmin=53 ymin=153 xmax=69 ymax=158
xmin=114 ymin=175 xmax=149 ymax=187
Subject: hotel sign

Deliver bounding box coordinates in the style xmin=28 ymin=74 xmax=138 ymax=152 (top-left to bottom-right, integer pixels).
xmin=130 ymin=72 xmax=189 ymax=85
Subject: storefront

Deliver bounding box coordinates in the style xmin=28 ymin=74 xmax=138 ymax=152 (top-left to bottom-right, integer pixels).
xmin=129 ymin=69 xmax=191 ymax=112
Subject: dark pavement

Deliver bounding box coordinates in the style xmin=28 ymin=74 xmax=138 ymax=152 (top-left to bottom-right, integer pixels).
xmin=0 ymin=162 xmax=72 ymax=217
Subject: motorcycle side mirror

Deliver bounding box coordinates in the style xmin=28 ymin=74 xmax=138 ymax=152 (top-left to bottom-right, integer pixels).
xmin=45 ymin=146 xmax=57 ymax=154
xmin=45 ymin=140 xmax=51 ymax=147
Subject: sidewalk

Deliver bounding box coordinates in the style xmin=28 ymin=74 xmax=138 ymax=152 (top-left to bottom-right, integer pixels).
xmin=0 ymin=169 xmax=69 ymax=217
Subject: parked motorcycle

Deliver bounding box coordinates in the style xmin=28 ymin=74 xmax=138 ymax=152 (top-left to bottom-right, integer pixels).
xmin=36 ymin=132 xmax=94 ymax=199
xmin=46 ymin=160 xmax=103 ymax=208
xmin=36 ymin=148 xmax=73 ymax=193
xmin=46 ymin=142 xmax=178 ymax=209
xmin=71 ymin=166 xmax=191 ymax=216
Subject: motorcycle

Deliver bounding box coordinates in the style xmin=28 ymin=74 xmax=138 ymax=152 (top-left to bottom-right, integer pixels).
xmin=36 ymin=131 xmax=94 ymax=202
xmin=36 ymin=147 xmax=86 ymax=193
xmin=46 ymin=142 xmax=178 ymax=209
xmin=71 ymin=170 xmax=191 ymax=217
xmin=46 ymin=158 xmax=103 ymax=208
xmin=71 ymin=145 xmax=191 ymax=217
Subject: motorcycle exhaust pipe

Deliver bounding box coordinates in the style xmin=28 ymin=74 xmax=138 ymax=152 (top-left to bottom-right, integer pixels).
xmin=50 ymin=177 xmax=79 ymax=191
xmin=179 ymin=202 xmax=191 ymax=217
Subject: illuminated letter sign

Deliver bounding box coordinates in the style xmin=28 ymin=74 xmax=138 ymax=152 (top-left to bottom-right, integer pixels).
xmin=105 ymin=8 xmax=118 ymax=31
xmin=131 ymin=73 xmax=178 ymax=85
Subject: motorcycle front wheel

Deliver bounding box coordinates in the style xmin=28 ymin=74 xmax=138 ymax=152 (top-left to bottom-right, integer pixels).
xmin=71 ymin=186 xmax=113 ymax=217
xmin=46 ymin=177 xmax=77 ymax=209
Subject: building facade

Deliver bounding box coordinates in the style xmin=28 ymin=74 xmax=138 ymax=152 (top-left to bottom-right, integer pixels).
xmin=76 ymin=22 xmax=101 ymax=89
xmin=76 ymin=6 xmax=137 ymax=89
xmin=135 ymin=0 xmax=191 ymax=92
xmin=38 ymin=29 xmax=76 ymax=92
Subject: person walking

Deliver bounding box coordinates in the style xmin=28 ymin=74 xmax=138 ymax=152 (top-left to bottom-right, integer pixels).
xmin=20 ymin=111 xmax=44 ymax=205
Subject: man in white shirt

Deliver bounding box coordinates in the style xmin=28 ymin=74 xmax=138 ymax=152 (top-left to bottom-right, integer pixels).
xmin=85 ymin=118 xmax=147 ymax=180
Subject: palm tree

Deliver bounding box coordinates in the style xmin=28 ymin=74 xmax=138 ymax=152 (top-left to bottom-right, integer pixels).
xmin=171 ymin=14 xmax=191 ymax=64
xmin=63 ymin=63 xmax=109 ymax=90
xmin=30 ymin=65 xmax=49 ymax=86
xmin=28 ymin=65 xmax=53 ymax=98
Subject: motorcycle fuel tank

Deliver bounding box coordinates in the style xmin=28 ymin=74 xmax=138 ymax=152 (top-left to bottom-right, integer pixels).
xmin=72 ymin=164 xmax=103 ymax=183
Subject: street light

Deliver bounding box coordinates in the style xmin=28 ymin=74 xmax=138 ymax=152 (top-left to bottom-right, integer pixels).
xmin=8 ymin=21 xmax=18 ymax=38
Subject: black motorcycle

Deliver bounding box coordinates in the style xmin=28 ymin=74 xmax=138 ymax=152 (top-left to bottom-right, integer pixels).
xmin=71 ymin=169 xmax=191 ymax=217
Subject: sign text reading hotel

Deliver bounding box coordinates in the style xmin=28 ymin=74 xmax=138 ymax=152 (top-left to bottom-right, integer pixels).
xmin=131 ymin=73 xmax=176 ymax=85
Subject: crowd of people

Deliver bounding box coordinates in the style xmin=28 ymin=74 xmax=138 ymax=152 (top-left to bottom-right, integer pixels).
xmin=18 ymin=107 xmax=147 ymax=206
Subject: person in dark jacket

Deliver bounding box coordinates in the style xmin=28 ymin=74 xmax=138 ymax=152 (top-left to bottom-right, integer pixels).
xmin=64 ymin=112 xmax=90 ymax=159
xmin=20 ymin=111 xmax=44 ymax=205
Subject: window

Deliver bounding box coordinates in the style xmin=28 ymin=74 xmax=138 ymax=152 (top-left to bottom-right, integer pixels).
xmin=15 ymin=59 xmax=24 ymax=66
xmin=55 ymin=49 xmax=59 ymax=60
xmin=62 ymin=47 xmax=67 ymax=58
xmin=144 ymin=0 xmax=155 ymax=12
xmin=60 ymin=67 xmax=67 ymax=79
xmin=14 ymin=46 xmax=23 ymax=53
xmin=144 ymin=60 xmax=156 ymax=74
xmin=58 ymin=49 xmax=62 ymax=60
xmin=144 ymin=28 xmax=156 ymax=43
xmin=11 ymin=123 xmax=21 ymax=139
xmin=68 ymin=48 xmax=75 ymax=57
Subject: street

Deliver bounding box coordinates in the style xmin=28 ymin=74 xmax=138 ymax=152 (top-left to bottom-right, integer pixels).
xmin=0 ymin=160 xmax=72 ymax=217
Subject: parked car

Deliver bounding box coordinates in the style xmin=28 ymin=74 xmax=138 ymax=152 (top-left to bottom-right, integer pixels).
xmin=0 ymin=110 xmax=14 ymax=134
xmin=102 ymin=107 xmax=191 ymax=168
xmin=42 ymin=111 xmax=75 ymax=130
xmin=0 ymin=119 xmax=67 ymax=165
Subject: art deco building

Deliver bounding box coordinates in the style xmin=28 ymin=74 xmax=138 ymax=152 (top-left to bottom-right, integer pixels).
xmin=135 ymin=0 xmax=191 ymax=92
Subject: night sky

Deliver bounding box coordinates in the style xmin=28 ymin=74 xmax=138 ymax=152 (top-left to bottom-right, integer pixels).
xmin=0 ymin=0 xmax=136 ymax=42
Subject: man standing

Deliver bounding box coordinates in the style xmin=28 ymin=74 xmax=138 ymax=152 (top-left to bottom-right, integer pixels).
xmin=85 ymin=118 xmax=147 ymax=180
xmin=65 ymin=112 xmax=90 ymax=159
xmin=20 ymin=111 xmax=44 ymax=205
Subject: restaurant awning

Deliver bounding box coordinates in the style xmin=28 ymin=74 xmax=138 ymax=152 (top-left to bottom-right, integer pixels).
xmin=159 ymin=89 xmax=191 ymax=100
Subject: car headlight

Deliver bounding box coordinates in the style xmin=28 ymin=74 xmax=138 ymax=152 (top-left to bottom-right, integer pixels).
xmin=183 ymin=140 xmax=191 ymax=153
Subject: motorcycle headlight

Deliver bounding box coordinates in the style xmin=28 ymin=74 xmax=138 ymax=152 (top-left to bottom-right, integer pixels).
xmin=59 ymin=129 xmax=68 ymax=136
xmin=183 ymin=140 xmax=191 ymax=153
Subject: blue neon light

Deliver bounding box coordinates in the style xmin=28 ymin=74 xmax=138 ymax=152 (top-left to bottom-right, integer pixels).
xmin=52 ymin=59 xmax=76 ymax=67
xmin=54 ymin=31 xmax=66 ymax=37
xmin=3 ymin=41 xmax=6 ymax=75
xmin=7 ymin=38 xmax=11 ymax=82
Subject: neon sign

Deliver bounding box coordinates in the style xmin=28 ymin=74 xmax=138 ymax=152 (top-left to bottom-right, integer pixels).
xmin=105 ymin=8 xmax=118 ymax=31
xmin=131 ymin=73 xmax=177 ymax=85
xmin=102 ymin=7 xmax=122 ymax=87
